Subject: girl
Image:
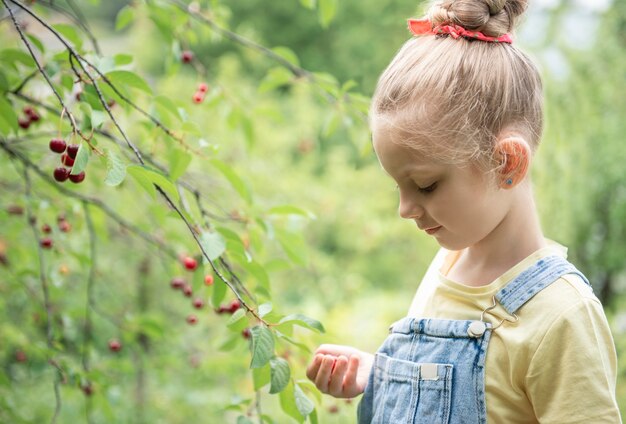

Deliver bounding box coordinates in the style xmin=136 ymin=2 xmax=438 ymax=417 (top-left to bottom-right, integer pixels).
xmin=306 ymin=0 xmax=621 ymax=422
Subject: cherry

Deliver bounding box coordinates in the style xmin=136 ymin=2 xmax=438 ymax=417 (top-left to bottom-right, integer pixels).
xmin=170 ymin=277 xmax=185 ymax=290
xmin=204 ymin=275 xmax=214 ymax=286
xmin=61 ymin=153 xmax=75 ymax=167
xmin=108 ymin=339 xmax=122 ymax=352
xmin=58 ymin=220 xmax=71 ymax=233
xmin=81 ymin=383 xmax=94 ymax=396
xmin=192 ymin=91 xmax=204 ymax=104
xmin=24 ymin=106 xmax=40 ymax=122
xmin=328 ymin=405 xmax=339 ymax=414
xmin=69 ymin=171 xmax=86 ymax=184
xmin=216 ymin=306 xmax=228 ymax=314
xmin=242 ymin=328 xmax=251 ymax=339
xmin=182 ymin=256 xmax=197 ymax=271
xmin=186 ymin=314 xmax=198 ymax=325
xmin=40 ymin=238 xmax=53 ymax=249
xmin=18 ymin=117 xmax=30 ymax=129
xmin=182 ymin=284 xmax=193 ymax=297
xmin=192 ymin=298 xmax=204 ymax=309
xmin=7 ymin=205 xmax=24 ymax=215
xmin=181 ymin=50 xmax=194 ymax=63
xmin=49 ymin=138 xmax=67 ymax=153
xmin=66 ymin=144 xmax=79 ymax=159
xmin=228 ymin=299 xmax=241 ymax=314
xmin=53 ymin=167 xmax=69 ymax=182
xmin=41 ymin=223 xmax=52 ymax=234
xmin=15 ymin=350 xmax=27 ymax=363
xmin=198 ymin=83 xmax=209 ymax=93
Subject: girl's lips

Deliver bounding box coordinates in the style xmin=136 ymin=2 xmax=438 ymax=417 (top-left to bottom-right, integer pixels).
xmin=425 ymin=226 xmax=442 ymax=235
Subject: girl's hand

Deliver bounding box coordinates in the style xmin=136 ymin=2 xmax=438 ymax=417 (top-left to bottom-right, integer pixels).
xmin=306 ymin=344 xmax=374 ymax=399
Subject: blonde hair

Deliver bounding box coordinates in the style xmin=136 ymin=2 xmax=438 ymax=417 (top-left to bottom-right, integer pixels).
xmin=371 ymin=0 xmax=542 ymax=171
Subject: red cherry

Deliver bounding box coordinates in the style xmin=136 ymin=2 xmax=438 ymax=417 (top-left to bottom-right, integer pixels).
xmin=241 ymin=328 xmax=251 ymax=339
xmin=108 ymin=339 xmax=122 ymax=352
xmin=192 ymin=91 xmax=204 ymax=104
xmin=186 ymin=314 xmax=198 ymax=325
xmin=41 ymin=224 xmax=52 ymax=234
xmin=192 ymin=298 xmax=204 ymax=309
xmin=40 ymin=238 xmax=53 ymax=249
xmin=49 ymin=138 xmax=67 ymax=153
xmin=198 ymin=83 xmax=209 ymax=93
xmin=181 ymin=50 xmax=194 ymax=63
xmin=69 ymin=171 xmax=86 ymax=184
xmin=182 ymin=284 xmax=193 ymax=297
xmin=182 ymin=256 xmax=197 ymax=271
xmin=216 ymin=306 xmax=228 ymax=314
xmin=170 ymin=277 xmax=185 ymax=290
xmin=53 ymin=167 xmax=69 ymax=182
xmin=24 ymin=106 xmax=40 ymax=121
xmin=204 ymin=275 xmax=214 ymax=286
xmin=66 ymin=144 xmax=79 ymax=159
xmin=18 ymin=117 xmax=30 ymax=129
xmin=228 ymin=299 xmax=241 ymax=314
xmin=15 ymin=350 xmax=27 ymax=362
xmin=58 ymin=220 xmax=71 ymax=233
xmin=61 ymin=153 xmax=75 ymax=167
xmin=81 ymin=383 xmax=94 ymax=396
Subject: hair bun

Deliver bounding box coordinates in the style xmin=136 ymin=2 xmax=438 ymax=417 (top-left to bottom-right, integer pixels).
xmin=428 ymin=0 xmax=528 ymax=37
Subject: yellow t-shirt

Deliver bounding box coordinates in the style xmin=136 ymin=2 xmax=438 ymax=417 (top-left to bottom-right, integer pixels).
xmin=407 ymin=242 xmax=621 ymax=423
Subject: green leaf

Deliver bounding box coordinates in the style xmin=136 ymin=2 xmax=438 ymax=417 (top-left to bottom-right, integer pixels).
xmin=210 ymin=159 xmax=252 ymax=205
xmin=114 ymin=54 xmax=134 ymax=66
xmin=26 ymin=34 xmax=45 ymax=54
xmin=253 ymin=363 xmax=271 ymax=391
xmin=278 ymin=314 xmax=325 ymax=333
xmin=227 ymin=308 xmax=246 ymax=329
xmin=269 ymin=357 xmax=291 ymax=394
xmin=199 ymin=231 xmax=226 ymax=261
xmin=237 ymin=416 xmax=254 ymax=424
xmin=0 ymin=49 xmax=35 ymax=68
xmin=276 ymin=228 xmax=307 ymax=265
xmin=258 ymin=303 xmax=272 ymax=318
xmin=250 ymin=326 xmax=274 ymax=369
xmin=154 ymin=95 xmax=181 ymax=121
xmin=168 ymin=148 xmax=192 ymax=181
xmin=294 ymin=383 xmax=315 ymax=417
xmin=104 ymin=70 xmax=152 ymax=94
xmin=300 ymin=0 xmax=316 ymax=9
xmin=211 ymin=277 xmax=227 ymax=309
xmin=275 ymin=331 xmax=311 ymax=353
xmin=271 ymin=47 xmax=300 ymax=67
xmin=127 ymin=165 xmax=180 ymax=202
xmin=279 ymin=381 xmax=305 ymax=423
xmin=51 ymin=24 xmax=83 ymax=49
xmin=266 ymin=205 xmax=316 ymax=219
xmin=104 ymin=149 xmax=127 ymax=186
xmin=318 ymin=0 xmax=338 ymax=28
xmin=258 ymin=67 xmax=293 ymax=93
xmin=115 ymin=5 xmax=135 ymax=31
xmin=0 ymin=97 xmax=18 ymax=136
xmin=71 ymin=143 xmax=90 ymax=175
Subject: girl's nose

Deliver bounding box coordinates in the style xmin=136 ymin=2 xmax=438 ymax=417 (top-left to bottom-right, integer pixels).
xmin=398 ymin=193 xmax=424 ymax=220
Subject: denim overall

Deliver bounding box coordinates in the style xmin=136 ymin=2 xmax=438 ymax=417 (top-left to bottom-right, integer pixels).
xmin=357 ymin=255 xmax=591 ymax=424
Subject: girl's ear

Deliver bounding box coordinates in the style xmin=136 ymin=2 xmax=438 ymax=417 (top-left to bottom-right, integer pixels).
xmin=494 ymin=135 xmax=531 ymax=188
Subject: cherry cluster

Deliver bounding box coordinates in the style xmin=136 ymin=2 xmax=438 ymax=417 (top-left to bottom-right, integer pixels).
xmin=49 ymin=139 xmax=85 ymax=183
xmin=192 ymin=82 xmax=209 ymax=104
xmin=17 ymin=106 xmax=40 ymax=130
xmin=39 ymin=214 xmax=72 ymax=250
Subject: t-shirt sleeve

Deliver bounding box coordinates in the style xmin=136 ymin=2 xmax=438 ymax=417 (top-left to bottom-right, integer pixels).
xmin=525 ymin=297 xmax=621 ymax=423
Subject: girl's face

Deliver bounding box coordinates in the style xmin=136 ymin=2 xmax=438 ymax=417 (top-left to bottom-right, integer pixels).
xmin=372 ymin=128 xmax=513 ymax=251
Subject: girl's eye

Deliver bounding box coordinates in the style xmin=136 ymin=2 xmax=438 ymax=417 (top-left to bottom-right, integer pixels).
xmin=418 ymin=182 xmax=438 ymax=193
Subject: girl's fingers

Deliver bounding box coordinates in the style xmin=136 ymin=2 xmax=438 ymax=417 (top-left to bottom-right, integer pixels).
xmin=343 ymin=355 xmax=361 ymax=396
xmin=306 ymin=354 xmax=323 ymax=382
xmin=314 ymin=355 xmax=336 ymax=393
xmin=328 ymin=356 xmax=349 ymax=396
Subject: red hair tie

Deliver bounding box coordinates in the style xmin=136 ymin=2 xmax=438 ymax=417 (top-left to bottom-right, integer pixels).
xmin=408 ymin=18 xmax=513 ymax=44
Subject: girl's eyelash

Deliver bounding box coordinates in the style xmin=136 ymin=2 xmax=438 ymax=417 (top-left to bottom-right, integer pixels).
xmin=418 ymin=182 xmax=438 ymax=193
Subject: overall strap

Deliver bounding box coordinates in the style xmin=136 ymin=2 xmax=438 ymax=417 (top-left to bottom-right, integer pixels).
xmin=495 ymin=255 xmax=591 ymax=315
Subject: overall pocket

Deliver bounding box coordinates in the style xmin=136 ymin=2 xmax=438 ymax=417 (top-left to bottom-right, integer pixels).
xmin=371 ymin=353 xmax=453 ymax=424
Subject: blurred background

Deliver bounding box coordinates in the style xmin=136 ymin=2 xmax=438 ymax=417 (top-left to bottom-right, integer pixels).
xmin=1 ymin=0 xmax=624 ymax=422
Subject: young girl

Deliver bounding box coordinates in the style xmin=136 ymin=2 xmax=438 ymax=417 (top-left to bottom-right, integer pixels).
xmin=306 ymin=0 xmax=621 ymax=422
